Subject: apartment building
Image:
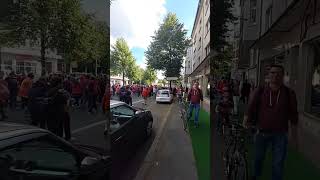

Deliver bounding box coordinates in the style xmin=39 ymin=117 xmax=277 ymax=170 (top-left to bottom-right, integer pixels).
xmin=184 ymin=46 xmax=193 ymax=88
xmin=185 ymin=0 xmax=211 ymax=100
xmin=239 ymin=0 xmax=320 ymax=168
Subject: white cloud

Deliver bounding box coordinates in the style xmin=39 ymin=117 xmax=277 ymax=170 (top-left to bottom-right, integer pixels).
xmin=157 ymin=70 xmax=165 ymax=80
xmin=137 ymin=56 xmax=147 ymax=70
xmin=110 ymin=0 xmax=167 ymax=49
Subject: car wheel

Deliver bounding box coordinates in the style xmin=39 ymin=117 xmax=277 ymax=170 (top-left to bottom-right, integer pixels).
xmin=145 ymin=121 xmax=153 ymax=138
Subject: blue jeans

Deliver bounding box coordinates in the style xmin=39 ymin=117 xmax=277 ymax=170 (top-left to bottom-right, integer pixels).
xmin=253 ymin=132 xmax=288 ymax=180
xmin=188 ymin=103 xmax=200 ymax=125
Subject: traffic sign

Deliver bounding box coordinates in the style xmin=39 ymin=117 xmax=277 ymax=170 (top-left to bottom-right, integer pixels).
xmin=166 ymin=77 xmax=178 ymax=81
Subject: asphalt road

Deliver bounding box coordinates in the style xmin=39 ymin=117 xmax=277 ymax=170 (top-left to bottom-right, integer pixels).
xmin=110 ymin=95 xmax=173 ymax=180
xmin=3 ymin=95 xmax=174 ymax=180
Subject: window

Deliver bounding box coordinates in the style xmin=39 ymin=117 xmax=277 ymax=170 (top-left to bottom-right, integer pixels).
xmin=111 ymin=105 xmax=134 ymax=117
xmin=205 ymin=0 xmax=209 ymax=15
xmin=0 ymin=135 xmax=79 ymax=174
xmin=250 ymin=49 xmax=254 ymax=66
xmin=265 ymin=6 xmax=273 ymax=30
xmin=309 ymin=41 xmax=320 ymax=117
xmin=3 ymin=59 xmax=12 ymax=71
xmin=249 ymin=0 xmax=257 ymax=23
xmin=206 ymin=19 xmax=210 ymax=35
xmin=205 ymin=44 xmax=210 ymax=56
xmin=16 ymin=61 xmax=37 ymax=75
xmin=46 ymin=62 xmax=53 ymax=73
xmin=58 ymin=62 xmax=65 ymax=72
xmin=199 ymin=37 xmax=202 ymax=50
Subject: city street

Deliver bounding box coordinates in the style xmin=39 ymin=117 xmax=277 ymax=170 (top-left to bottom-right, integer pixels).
xmin=3 ymin=94 xmax=177 ymax=180
xmin=110 ymin=94 xmax=175 ymax=180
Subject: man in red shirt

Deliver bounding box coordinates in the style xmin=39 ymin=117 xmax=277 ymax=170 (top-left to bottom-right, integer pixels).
xmin=187 ymin=82 xmax=203 ymax=128
xmin=244 ymin=64 xmax=298 ymax=180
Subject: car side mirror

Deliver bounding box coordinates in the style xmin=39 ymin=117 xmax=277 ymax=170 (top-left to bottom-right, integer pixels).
xmin=81 ymin=156 xmax=99 ymax=167
xmin=135 ymin=110 xmax=142 ymax=115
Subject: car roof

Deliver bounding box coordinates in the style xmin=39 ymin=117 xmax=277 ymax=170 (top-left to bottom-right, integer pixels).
xmin=158 ymin=89 xmax=170 ymax=92
xmin=0 ymin=122 xmax=47 ymax=141
xmin=110 ymin=100 xmax=126 ymax=108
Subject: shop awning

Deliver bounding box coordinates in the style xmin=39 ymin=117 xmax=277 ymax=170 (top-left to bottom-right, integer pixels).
xmin=251 ymin=0 xmax=311 ymax=50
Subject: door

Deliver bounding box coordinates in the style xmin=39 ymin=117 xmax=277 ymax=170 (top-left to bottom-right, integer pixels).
xmin=0 ymin=135 xmax=81 ymax=180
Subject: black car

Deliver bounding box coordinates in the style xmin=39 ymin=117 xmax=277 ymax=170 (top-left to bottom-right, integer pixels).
xmin=106 ymin=100 xmax=153 ymax=161
xmin=0 ymin=122 xmax=111 ymax=180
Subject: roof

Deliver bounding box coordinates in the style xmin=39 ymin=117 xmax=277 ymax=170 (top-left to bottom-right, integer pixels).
xmin=0 ymin=122 xmax=47 ymax=141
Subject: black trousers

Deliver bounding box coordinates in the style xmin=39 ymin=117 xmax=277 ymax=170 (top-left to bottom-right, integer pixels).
xmin=47 ymin=111 xmax=71 ymax=140
xmin=88 ymin=94 xmax=97 ymax=112
xmin=0 ymin=103 xmax=7 ymax=120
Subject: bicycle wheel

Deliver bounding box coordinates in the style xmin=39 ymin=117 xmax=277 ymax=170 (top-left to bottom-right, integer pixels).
xmin=230 ymin=152 xmax=248 ymax=180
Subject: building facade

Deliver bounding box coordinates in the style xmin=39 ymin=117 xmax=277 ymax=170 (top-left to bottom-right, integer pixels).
xmin=238 ymin=0 xmax=320 ymax=168
xmin=110 ymin=74 xmax=129 ymax=86
xmin=185 ymin=0 xmax=211 ymax=100
xmin=0 ymin=0 xmax=64 ymax=78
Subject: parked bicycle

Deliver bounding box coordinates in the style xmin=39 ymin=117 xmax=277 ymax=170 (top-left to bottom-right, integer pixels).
xmin=222 ymin=117 xmax=249 ymax=180
xmin=179 ymin=99 xmax=189 ymax=132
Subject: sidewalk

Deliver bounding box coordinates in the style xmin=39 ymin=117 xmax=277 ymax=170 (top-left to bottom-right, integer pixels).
xmin=134 ymin=102 xmax=198 ymax=180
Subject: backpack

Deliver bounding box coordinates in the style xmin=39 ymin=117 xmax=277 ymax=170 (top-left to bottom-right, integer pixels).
xmin=252 ymin=85 xmax=291 ymax=125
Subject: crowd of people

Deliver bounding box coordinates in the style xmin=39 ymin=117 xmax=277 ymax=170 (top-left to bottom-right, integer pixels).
xmin=110 ymin=83 xmax=187 ymax=105
xmin=0 ymin=71 xmax=109 ymax=141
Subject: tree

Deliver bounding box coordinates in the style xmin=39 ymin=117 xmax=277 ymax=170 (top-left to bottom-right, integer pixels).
xmin=129 ymin=64 xmax=144 ymax=84
xmin=142 ymin=66 xmax=157 ymax=85
xmin=111 ymin=38 xmax=135 ymax=84
xmin=0 ymin=0 xmax=84 ymax=75
xmin=212 ymin=0 xmax=236 ymax=52
xmin=211 ymin=46 xmax=233 ymax=78
xmin=145 ymin=13 xmax=190 ymax=78
xmin=211 ymin=0 xmax=236 ymax=78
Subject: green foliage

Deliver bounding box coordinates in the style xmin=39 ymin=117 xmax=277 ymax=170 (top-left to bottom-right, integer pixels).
xmin=111 ymin=38 xmax=135 ymax=83
xmin=145 ymin=13 xmax=190 ymax=77
xmin=129 ymin=64 xmax=144 ymax=83
xmin=212 ymin=0 xmax=236 ymax=52
xmin=142 ymin=66 xmax=157 ymax=85
xmin=211 ymin=46 xmax=233 ymax=77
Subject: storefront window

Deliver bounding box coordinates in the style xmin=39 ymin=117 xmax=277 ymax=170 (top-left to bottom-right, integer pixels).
xmin=16 ymin=61 xmax=37 ymax=75
xmin=310 ymin=43 xmax=320 ymax=117
xmin=3 ymin=59 xmax=12 ymax=71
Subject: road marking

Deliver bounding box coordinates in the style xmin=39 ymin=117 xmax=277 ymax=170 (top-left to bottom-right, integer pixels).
xmin=134 ymin=103 xmax=173 ymax=180
xmin=133 ymin=99 xmax=144 ymax=104
xmin=71 ymin=120 xmax=105 ymax=134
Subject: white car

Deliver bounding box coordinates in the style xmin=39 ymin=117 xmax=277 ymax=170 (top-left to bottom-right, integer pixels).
xmin=156 ymin=89 xmax=173 ymax=103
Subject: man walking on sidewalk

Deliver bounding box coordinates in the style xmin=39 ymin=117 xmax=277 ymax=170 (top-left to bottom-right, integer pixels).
xmin=187 ymin=82 xmax=203 ymax=128
xmin=243 ymin=64 xmax=299 ymax=180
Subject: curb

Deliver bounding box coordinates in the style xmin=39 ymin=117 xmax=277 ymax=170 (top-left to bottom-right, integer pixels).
xmin=134 ymin=103 xmax=173 ymax=180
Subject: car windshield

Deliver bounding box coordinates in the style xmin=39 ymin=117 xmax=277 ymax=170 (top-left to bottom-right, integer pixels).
xmin=160 ymin=91 xmax=169 ymax=95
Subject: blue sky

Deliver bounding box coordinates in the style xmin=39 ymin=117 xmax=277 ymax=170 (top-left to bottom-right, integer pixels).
xmin=110 ymin=0 xmax=199 ymax=79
